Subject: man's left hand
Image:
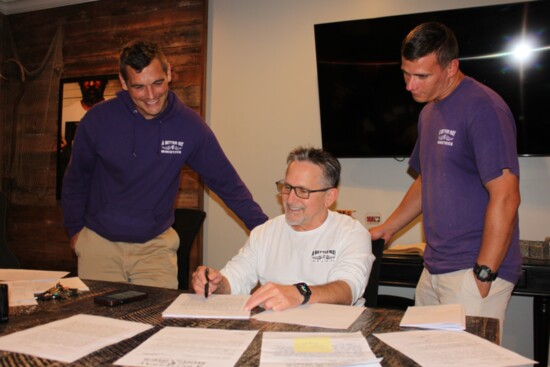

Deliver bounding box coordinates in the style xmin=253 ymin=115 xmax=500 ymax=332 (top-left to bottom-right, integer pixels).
xmin=244 ymin=282 xmax=303 ymax=311
xmin=474 ymin=275 xmax=492 ymax=298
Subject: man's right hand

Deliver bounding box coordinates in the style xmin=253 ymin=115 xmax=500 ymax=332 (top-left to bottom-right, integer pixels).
xmin=369 ymin=225 xmax=392 ymax=243
xmin=191 ymin=265 xmax=228 ymax=296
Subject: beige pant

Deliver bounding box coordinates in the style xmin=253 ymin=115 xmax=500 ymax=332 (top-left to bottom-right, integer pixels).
xmin=415 ymin=268 xmax=514 ymax=342
xmin=75 ymin=227 xmax=179 ymax=289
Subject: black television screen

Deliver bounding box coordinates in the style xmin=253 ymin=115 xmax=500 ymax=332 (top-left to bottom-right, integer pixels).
xmin=315 ymin=1 xmax=550 ymax=158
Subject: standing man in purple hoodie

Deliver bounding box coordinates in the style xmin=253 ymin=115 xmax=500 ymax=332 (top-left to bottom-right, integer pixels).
xmin=62 ymin=40 xmax=267 ymax=289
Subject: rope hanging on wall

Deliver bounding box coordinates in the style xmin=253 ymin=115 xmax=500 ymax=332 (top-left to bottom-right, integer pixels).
xmin=3 ymin=25 xmax=64 ymax=203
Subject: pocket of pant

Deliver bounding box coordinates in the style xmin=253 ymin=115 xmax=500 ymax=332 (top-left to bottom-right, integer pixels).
xmin=74 ymin=231 xmax=84 ymax=257
xmin=163 ymin=227 xmax=180 ymax=252
xmin=461 ymin=269 xmax=482 ymax=299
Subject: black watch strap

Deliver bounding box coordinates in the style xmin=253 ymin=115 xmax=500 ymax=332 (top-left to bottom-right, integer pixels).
xmin=474 ymin=263 xmax=498 ymax=282
xmin=294 ymin=282 xmax=311 ymax=305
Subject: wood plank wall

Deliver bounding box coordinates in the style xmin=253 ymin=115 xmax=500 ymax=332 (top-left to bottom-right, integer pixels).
xmin=1 ymin=0 xmax=206 ymax=283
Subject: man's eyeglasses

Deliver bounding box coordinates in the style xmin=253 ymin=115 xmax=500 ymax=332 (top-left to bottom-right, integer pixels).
xmin=275 ymin=180 xmax=334 ymax=199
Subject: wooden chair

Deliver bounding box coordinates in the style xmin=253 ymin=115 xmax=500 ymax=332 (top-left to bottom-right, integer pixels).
xmin=363 ymin=239 xmax=384 ymax=307
xmin=172 ymin=208 xmax=206 ymax=290
xmin=0 ymin=192 xmax=20 ymax=268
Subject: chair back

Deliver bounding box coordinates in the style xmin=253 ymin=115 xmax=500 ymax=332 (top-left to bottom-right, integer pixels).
xmin=363 ymin=239 xmax=384 ymax=308
xmin=172 ymin=208 xmax=206 ymax=290
xmin=0 ymin=192 xmax=20 ymax=268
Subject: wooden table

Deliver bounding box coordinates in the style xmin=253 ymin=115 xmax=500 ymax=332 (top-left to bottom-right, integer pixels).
xmin=0 ymin=279 xmax=499 ymax=366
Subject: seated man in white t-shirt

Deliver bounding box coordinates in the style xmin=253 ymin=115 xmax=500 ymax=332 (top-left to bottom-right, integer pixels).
xmin=192 ymin=146 xmax=374 ymax=311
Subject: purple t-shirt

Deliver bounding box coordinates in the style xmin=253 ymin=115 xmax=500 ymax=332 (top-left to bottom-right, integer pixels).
xmin=409 ymin=76 xmax=522 ymax=284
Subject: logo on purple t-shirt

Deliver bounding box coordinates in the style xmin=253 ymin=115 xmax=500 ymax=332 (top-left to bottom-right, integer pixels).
xmin=437 ymin=129 xmax=456 ymax=146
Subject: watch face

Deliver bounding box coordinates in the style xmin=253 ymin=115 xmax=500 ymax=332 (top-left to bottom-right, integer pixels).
xmin=297 ymin=283 xmax=311 ymax=295
xmin=475 ymin=264 xmax=497 ymax=281
xmin=478 ymin=268 xmax=490 ymax=280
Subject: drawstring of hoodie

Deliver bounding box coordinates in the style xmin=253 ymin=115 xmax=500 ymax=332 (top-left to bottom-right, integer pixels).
xmin=158 ymin=120 xmax=163 ymax=154
xmin=132 ymin=109 xmax=138 ymax=157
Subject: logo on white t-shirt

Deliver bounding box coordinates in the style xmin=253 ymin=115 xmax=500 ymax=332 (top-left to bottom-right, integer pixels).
xmin=161 ymin=140 xmax=184 ymax=154
xmin=311 ymin=249 xmax=336 ymax=263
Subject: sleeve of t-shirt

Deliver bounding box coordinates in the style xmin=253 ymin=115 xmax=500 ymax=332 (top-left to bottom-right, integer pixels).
xmin=467 ymin=105 xmax=519 ymax=185
xmin=326 ymin=220 xmax=374 ymax=305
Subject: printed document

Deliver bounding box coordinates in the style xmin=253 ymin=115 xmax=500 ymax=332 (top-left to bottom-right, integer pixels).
xmin=374 ymin=330 xmax=536 ymax=367
xmin=259 ymin=331 xmax=382 ymax=367
xmin=0 ymin=314 xmax=153 ymax=363
xmin=0 ymin=269 xmax=69 ymax=281
xmin=3 ymin=277 xmax=89 ymax=307
xmin=115 ymin=327 xmax=258 ymax=367
xmin=162 ymin=293 xmax=250 ymax=319
xmin=252 ymin=303 xmax=365 ymax=329
xmin=399 ymin=303 xmax=466 ymax=330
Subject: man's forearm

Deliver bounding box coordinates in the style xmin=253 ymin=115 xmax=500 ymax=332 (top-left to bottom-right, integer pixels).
xmin=477 ymin=170 xmax=520 ymax=270
xmin=381 ymin=176 xmax=423 ymax=238
xmin=309 ymin=280 xmax=353 ymax=305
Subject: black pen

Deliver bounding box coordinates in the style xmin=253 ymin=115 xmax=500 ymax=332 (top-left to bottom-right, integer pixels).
xmin=204 ymin=267 xmax=209 ymax=299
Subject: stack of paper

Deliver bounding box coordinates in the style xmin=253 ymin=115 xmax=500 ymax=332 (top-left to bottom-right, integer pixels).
xmin=375 ymin=330 xmax=536 ymax=367
xmin=0 ymin=269 xmax=89 ymax=307
xmin=383 ymin=242 xmax=425 ymax=256
xmin=252 ymin=303 xmax=365 ymax=329
xmin=162 ymin=294 xmax=251 ymax=319
xmin=399 ymin=304 xmax=466 ymax=330
xmin=0 ymin=314 xmax=152 ymax=363
xmin=259 ymin=331 xmax=382 ymax=367
xmin=115 ymin=327 xmax=258 ymax=367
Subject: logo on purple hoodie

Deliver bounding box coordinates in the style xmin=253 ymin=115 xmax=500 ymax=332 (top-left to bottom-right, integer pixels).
xmin=161 ymin=140 xmax=184 ymax=154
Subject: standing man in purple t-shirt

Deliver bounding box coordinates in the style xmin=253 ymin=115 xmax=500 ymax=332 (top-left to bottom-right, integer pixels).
xmin=370 ymin=22 xmax=521 ymax=332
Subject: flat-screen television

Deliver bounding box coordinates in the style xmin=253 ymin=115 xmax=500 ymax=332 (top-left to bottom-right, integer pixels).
xmin=314 ymin=1 xmax=550 ymax=158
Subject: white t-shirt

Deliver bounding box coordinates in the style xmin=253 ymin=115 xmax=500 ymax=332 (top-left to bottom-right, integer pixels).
xmin=221 ymin=210 xmax=374 ymax=306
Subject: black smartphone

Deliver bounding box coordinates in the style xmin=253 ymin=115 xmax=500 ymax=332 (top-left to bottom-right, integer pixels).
xmin=94 ymin=290 xmax=148 ymax=306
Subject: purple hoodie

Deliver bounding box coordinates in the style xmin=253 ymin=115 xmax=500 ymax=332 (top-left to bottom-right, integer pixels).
xmin=62 ymin=89 xmax=267 ymax=243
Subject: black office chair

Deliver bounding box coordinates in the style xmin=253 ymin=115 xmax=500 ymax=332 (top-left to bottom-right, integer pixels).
xmin=0 ymin=191 xmax=20 ymax=269
xmin=172 ymin=208 xmax=206 ymax=290
xmin=363 ymin=239 xmax=384 ymax=308
xmin=376 ymin=294 xmax=415 ymax=310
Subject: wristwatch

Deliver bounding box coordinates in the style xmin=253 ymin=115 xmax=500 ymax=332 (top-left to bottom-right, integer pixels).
xmin=473 ymin=263 xmax=498 ymax=282
xmin=294 ymin=282 xmax=311 ymax=305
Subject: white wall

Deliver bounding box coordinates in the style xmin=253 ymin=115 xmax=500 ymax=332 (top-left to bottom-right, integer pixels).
xmin=205 ymin=0 xmax=548 ymax=360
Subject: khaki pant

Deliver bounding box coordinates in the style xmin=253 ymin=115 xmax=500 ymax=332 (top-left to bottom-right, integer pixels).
xmin=75 ymin=227 xmax=179 ymax=289
xmin=415 ymin=268 xmax=514 ymax=342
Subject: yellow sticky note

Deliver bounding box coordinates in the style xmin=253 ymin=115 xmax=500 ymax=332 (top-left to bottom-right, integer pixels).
xmin=293 ymin=337 xmax=333 ymax=353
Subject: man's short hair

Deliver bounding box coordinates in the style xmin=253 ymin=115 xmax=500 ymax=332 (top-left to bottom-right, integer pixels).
xmin=401 ymin=21 xmax=459 ymax=68
xmin=287 ymin=146 xmax=341 ymax=188
xmin=119 ymin=40 xmax=169 ymax=81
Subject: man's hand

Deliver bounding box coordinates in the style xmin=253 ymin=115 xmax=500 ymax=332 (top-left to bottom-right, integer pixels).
xmin=473 ymin=274 xmax=491 ymax=298
xmin=369 ymin=225 xmax=392 ymax=243
xmin=244 ymin=282 xmax=303 ymax=311
xmin=191 ymin=265 xmax=227 ymax=296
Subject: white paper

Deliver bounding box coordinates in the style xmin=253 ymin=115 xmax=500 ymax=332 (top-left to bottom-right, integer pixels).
xmin=259 ymin=331 xmax=382 ymax=367
xmin=374 ymin=330 xmax=536 ymax=367
xmin=115 ymin=327 xmax=258 ymax=367
xmin=3 ymin=277 xmax=89 ymax=307
xmin=162 ymin=293 xmax=251 ymax=319
xmin=399 ymin=304 xmax=466 ymax=330
xmin=0 ymin=314 xmax=153 ymax=363
xmin=0 ymin=269 xmax=69 ymax=281
xmin=253 ymin=303 xmax=365 ymax=329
